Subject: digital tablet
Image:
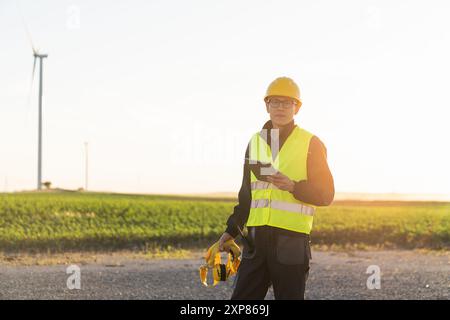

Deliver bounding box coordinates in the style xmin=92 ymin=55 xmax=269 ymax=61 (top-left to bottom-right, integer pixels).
xmin=245 ymin=158 xmax=278 ymax=182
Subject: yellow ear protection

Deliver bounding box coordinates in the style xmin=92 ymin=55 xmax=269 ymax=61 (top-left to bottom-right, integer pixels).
xmin=199 ymin=239 xmax=241 ymax=287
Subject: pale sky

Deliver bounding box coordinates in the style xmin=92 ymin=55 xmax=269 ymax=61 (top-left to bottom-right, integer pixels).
xmin=1 ymin=0 xmax=450 ymax=196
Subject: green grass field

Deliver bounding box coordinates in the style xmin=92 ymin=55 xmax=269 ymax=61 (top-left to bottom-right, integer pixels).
xmin=0 ymin=191 xmax=449 ymax=252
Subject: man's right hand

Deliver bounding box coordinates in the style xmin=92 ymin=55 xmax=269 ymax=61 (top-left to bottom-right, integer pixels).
xmin=218 ymin=232 xmax=234 ymax=252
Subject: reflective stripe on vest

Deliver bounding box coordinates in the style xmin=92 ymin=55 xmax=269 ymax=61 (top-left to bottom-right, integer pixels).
xmin=251 ymin=181 xmax=278 ymax=190
xmin=250 ymin=199 xmax=315 ymax=216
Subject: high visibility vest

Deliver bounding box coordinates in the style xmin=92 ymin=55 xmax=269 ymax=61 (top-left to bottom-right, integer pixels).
xmin=246 ymin=125 xmax=317 ymax=234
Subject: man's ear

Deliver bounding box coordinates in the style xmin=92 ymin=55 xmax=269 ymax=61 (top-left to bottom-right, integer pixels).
xmin=294 ymin=101 xmax=302 ymax=114
xmin=265 ymin=102 xmax=270 ymax=113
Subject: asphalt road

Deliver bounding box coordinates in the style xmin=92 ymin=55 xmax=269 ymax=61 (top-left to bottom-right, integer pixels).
xmin=0 ymin=250 xmax=448 ymax=300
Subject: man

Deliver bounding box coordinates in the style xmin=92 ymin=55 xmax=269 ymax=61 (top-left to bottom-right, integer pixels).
xmin=218 ymin=76 xmax=334 ymax=300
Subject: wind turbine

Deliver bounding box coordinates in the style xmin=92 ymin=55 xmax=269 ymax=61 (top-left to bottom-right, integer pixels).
xmin=30 ymin=45 xmax=48 ymax=190
xmin=18 ymin=2 xmax=49 ymax=191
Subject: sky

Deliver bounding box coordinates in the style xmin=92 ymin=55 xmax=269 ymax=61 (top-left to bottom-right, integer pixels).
xmin=1 ymin=0 xmax=450 ymax=196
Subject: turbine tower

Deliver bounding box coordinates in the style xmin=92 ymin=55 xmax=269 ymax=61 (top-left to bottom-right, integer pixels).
xmin=32 ymin=49 xmax=48 ymax=190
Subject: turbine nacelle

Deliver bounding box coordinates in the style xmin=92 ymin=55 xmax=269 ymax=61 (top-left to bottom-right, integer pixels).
xmin=33 ymin=53 xmax=48 ymax=58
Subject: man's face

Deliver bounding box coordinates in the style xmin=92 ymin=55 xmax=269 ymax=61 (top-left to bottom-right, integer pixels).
xmin=265 ymin=95 xmax=300 ymax=127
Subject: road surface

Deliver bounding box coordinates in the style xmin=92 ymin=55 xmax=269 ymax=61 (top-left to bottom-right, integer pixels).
xmin=0 ymin=250 xmax=448 ymax=299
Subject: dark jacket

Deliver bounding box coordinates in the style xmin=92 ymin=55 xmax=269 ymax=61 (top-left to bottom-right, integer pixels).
xmin=225 ymin=119 xmax=335 ymax=238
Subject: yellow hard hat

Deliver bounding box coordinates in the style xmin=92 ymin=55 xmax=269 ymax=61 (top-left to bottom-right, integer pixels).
xmin=199 ymin=239 xmax=241 ymax=287
xmin=264 ymin=77 xmax=302 ymax=107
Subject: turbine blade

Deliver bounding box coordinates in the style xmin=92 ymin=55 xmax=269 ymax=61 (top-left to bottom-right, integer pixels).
xmin=27 ymin=56 xmax=37 ymax=107
xmin=16 ymin=0 xmax=37 ymax=53
xmin=32 ymin=56 xmax=37 ymax=80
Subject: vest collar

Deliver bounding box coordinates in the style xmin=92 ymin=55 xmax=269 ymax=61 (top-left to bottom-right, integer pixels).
xmin=261 ymin=119 xmax=297 ymax=161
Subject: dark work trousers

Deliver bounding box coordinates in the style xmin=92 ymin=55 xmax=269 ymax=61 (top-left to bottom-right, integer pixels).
xmin=231 ymin=225 xmax=311 ymax=300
